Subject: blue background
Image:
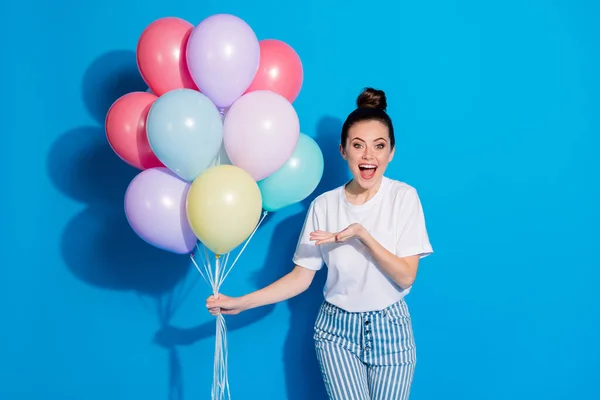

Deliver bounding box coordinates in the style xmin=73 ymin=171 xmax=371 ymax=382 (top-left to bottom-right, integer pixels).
xmin=2 ymin=0 xmax=599 ymax=399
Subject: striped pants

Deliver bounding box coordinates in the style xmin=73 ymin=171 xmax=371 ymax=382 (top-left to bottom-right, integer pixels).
xmin=313 ymin=299 xmax=416 ymax=400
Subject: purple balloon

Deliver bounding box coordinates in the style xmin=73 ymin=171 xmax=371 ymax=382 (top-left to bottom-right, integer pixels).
xmin=223 ymin=90 xmax=300 ymax=181
xmin=124 ymin=168 xmax=197 ymax=254
xmin=186 ymin=14 xmax=260 ymax=109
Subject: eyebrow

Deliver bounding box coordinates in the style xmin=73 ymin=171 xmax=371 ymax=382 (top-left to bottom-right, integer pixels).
xmin=351 ymin=137 xmax=388 ymax=142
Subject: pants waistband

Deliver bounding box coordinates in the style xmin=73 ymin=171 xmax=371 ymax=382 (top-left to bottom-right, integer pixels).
xmin=321 ymin=298 xmax=408 ymax=317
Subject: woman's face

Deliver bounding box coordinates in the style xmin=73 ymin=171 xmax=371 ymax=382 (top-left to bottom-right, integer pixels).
xmin=340 ymin=120 xmax=395 ymax=190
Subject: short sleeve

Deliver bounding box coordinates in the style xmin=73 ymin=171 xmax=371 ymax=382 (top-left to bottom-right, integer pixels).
xmin=292 ymin=201 xmax=324 ymax=270
xmin=396 ymin=188 xmax=433 ymax=259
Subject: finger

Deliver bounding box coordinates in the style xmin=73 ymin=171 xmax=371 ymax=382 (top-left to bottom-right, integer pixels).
xmin=313 ymin=235 xmax=333 ymax=242
xmin=206 ymin=300 xmax=223 ymax=308
xmin=310 ymin=232 xmax=335 ymax=239
xmin=310 ymin=233 xmax=331 ymax=240
xmin=207 ymin=293 xmax=227 ymax=303
xmin=208 ymin=303 xmax=229 ymax=311
xmin=315 ymin=237 xmax=336 ymax=245
xmin=310 ymin=230 xmax=334 ymax=237
xmin=312 ymin=237 xmax=334 ymax=244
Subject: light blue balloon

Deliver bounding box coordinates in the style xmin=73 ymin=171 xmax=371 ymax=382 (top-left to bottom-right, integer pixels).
xmin=147 ymin=89 xmax=223 ymax=182
xmin=258 ymin=133 xmax=324 ymax=212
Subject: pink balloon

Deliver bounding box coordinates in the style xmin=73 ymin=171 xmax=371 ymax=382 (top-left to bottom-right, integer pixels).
xmin=136 ymin=17 xmax=199 ymax=96
xmin=244 ymin=39 xmax=303 ymax=103
xmin=223 ymin=91 xmax=300 ymax=181
xmin=105 ymin=91 xmax=164 ymax=170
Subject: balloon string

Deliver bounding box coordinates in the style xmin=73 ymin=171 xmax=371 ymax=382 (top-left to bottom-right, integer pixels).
xmin=212 ymin=255 xmax=231 ymax=400
xmin=213 ymin=255 xmax=220 ymax=298
xmin=206 ymin=246 xmax=216 ymax=283
xmin=191 ymin=210 xmax=268 ymax=400
xmin=219 ymin=210 xmax=268 ymax=287
xmin=190 ymin=255 xmax=209 ymax=285
xmin=213 ymin=314 xmax=230 ymax=400
xmin=191 ymin=244 xmax=214 ymax=286
xmin=222 ymin=252 xmax=231 ymax=273
xmin=197 ymin=242 xmax=216 ymax=285
xmin=191 ymin=248 xmax=231 ymax=399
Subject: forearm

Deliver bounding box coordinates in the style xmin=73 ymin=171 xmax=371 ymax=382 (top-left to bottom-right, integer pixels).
xmin=240 ymin=266 xmax=315 ymax=310
xmin=359 ymin=230 xmax=417 ymax=289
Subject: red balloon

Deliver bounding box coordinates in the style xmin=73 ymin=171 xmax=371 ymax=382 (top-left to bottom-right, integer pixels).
xmin=245 ymin=39 xmax=303 ymax=103
xmin=136 ymin=17 xmax=198 ymax=96
xmin=105 ymin=91 xmax=164 ymax=170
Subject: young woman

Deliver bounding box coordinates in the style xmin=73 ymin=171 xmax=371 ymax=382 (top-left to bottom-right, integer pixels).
xmin=206 ymin=87 xmax=433 ymax=400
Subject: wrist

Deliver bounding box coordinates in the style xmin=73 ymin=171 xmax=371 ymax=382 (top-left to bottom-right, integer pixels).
xmin=239 ymin=294 xmax=253 ymax=311
xmin=357 ymin=224 xmax=370 ymax=241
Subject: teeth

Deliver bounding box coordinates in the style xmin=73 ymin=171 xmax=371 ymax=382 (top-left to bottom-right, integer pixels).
xmin=359 ymin=164 xmax=377 ymax=169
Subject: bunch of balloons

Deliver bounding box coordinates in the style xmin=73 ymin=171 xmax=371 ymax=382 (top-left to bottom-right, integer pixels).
xmin=105 ymin=14 xmax=325 ymax=257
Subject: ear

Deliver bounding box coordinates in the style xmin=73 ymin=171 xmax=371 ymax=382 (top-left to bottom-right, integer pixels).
xmin=388 ymin=146 xmax=396 ymax=162
xmin=339 ymin=144 xmax=347 ymax=160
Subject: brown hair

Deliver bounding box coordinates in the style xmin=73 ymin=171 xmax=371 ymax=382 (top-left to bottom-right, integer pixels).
xmin=341 ymin=87 xmax=395 ymax=148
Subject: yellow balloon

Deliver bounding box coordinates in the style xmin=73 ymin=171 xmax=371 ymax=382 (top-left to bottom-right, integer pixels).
xmin=186 ymin=165 xmax=263 ymax=255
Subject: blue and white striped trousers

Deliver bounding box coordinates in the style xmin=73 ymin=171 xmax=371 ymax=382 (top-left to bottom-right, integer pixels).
xmin=313 ymin=299 xmax=416 ymax=400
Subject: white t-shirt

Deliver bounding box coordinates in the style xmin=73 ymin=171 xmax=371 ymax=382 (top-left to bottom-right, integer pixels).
xmin=292 ymin=176 xmax=433 ymax=312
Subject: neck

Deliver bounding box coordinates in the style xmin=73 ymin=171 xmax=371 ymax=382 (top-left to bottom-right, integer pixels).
xmin=345 ymin=177 xmax=383 ymax=205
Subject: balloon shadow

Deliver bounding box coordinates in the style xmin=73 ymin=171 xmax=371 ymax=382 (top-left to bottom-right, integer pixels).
xmin=153 ymin=116 xmax=347 ymax=399
xmin=47 ymin=50 xmax=189 ymax=400
xmin=82 ymin=49 xmax=148 ymax=125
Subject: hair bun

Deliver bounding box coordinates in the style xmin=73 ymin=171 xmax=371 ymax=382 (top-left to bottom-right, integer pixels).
xmin=356 ymin=87 xmax=387 ymax=111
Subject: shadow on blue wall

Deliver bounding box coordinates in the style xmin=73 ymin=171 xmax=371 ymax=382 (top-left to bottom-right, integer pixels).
xmin=47 ymin=50 xmax=192 ymax=400
xmin=47 ymin=49 xmax=348 ymax=400
xmin=154 ymin=117 xmax=347 ymax=400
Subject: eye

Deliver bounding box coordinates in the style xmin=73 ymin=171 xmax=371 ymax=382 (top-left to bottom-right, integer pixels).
xmin=353 ymin=143 xmax=362 ymax=149
xmin=375 ymin=143 xmax=385 ymax=149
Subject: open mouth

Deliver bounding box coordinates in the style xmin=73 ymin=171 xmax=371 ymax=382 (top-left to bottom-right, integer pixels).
xmin=358 ymin=164 xmax=377 ymax=180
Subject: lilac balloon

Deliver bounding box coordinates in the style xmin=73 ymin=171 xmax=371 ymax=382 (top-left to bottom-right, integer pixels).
xmin=124 ymin=168 xmax=197 ymax=254
xmin=186 ymin=14 xmax=260 ymax=109
xmin=223 ymin=90 xmax=300 ymax=181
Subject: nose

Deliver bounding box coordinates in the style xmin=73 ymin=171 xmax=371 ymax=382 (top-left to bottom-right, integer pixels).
xmin=362 ymin=147 xmax=373 ymax=159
